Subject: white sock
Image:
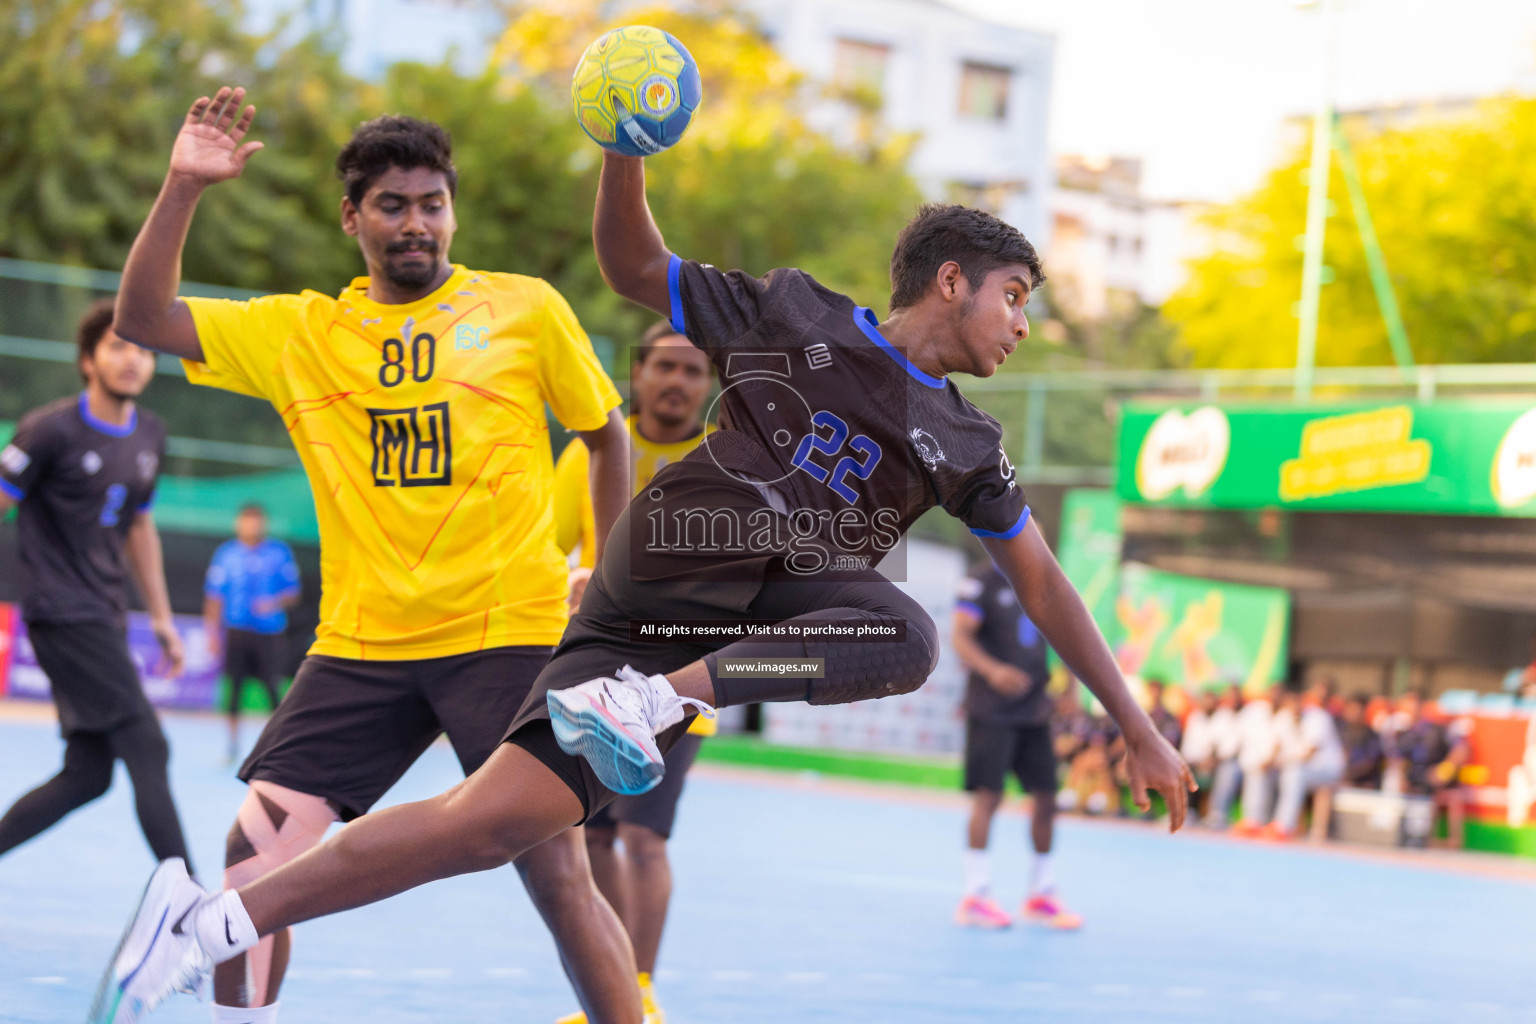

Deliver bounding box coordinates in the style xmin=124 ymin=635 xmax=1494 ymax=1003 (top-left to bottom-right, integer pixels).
xmin=963 ymin=848 xmax=991 ymax=896
xmin=214 ymin=1002 xmax=279 ymax=1023
xmin=193 ymin=890 xmax=259 ymax=964
xmin=1029 ymin=852 xmax=1056 ymax=897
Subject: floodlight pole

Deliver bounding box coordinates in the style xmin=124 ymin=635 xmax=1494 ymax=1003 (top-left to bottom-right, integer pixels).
xmin=1294 ymin=0 xmax=1340 ymax=403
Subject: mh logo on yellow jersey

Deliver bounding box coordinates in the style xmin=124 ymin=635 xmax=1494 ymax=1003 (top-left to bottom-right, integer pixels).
xmin=369 ymin=402 xmax=453 ymax=487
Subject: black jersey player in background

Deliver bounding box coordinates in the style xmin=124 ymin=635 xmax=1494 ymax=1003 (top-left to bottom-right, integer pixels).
xmin=0 ymin=299 xmax=192 ymax=870
xmin=952 ymin=561 xmax=1081 ymax=931
xmin=94 ymin=150 xmax=1195 ymax=1024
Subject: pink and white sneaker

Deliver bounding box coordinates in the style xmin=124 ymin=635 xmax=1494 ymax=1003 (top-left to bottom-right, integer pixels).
xmin=954 ymin=894 xmax=1013 ymax=929
xmin=1022 ymin=893 xmax=1084 ymax=930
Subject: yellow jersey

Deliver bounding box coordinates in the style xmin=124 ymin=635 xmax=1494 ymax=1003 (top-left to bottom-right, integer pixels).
xmin=552 ymin=414 xmax=716 ymax=734
xmin=183 ymin=266 xmax=621 ymax=660
xmin=552 ymin=414 xmax=709 ymax=570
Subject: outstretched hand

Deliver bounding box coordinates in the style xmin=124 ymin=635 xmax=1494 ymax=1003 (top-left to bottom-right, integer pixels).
xmin=1123 ymin=724 xmax=1198 ymax=832
xmin=169 ymin=86 xmax=263 ymax=186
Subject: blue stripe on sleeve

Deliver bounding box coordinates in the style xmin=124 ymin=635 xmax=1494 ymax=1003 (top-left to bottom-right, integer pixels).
xmin=954 ymin=600 xmax=984 ymax=620
xmin=0 ymin=479 xmax=24 ymax=501
xmin=667 ymin=253 xmax=686 ymax=335
xmin=970 ymin=505 xmax=1032 ymax=540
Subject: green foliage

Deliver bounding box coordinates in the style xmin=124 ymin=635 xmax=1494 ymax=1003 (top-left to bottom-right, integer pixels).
xmin=0 ymin=0 xmax=369 ymax=294
xmin=1166 ymin=98 xmax=1536 ymax=368
xmin=2 ymin=0 xmax=924 ymax=354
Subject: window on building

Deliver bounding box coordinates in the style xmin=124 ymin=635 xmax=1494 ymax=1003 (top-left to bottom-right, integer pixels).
xmin=958 ymin=62 xmax=1011 ymax=121
xmin=834 ymin=38 xmax=891 ymax=99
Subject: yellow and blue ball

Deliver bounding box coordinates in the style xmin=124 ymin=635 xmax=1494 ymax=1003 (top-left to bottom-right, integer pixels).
xmin=572 ymin=26 xmax=702 ymax=157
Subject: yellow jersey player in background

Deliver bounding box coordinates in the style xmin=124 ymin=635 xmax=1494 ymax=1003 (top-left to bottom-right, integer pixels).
xmin=111 ymin=88 xmax=647 ymax=1024
xmin=550 ymin=322 xmax=713 ymax=1024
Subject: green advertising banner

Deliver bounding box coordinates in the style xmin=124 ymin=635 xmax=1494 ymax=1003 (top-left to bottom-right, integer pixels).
xmin=1116 ymin=401 xmax=1536 ymax=516
xmin=1114 ymin=564 xmax=1289 ymax=692
xmin=1054 ymin=489 xmax=1123 ymax=642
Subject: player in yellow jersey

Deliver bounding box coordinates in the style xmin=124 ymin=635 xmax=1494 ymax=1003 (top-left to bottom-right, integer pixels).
xmin=111 ymin=89 xmax=644 ymax=1024
xmin=551 ymin=322 xmax=712 ymax=1024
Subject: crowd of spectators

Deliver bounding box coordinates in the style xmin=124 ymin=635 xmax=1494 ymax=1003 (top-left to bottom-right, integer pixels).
xmin=1052 ymin=677 xmax=1473 ymax=847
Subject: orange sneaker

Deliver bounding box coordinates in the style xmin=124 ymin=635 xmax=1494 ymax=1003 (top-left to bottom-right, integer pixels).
xmin=954 ymin=894 xmax=1012 ymax=929
xmin=1231 ymin=821 xmax=1263 ymax=839
xmin=1258 ymin=822 xmax=1294 ymax=842
xmin=1022 ymin=894 xmax=1084 ymax=930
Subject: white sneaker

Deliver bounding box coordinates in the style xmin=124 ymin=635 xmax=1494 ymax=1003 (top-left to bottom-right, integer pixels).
xmin=548 ymin=666 xmax=715 ymax=795
xmin=88 ymin=858 xmax=214 ymax=1023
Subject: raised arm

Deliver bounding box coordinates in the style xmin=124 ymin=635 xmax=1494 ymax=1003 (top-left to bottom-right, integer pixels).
xmin=592 ymin=153 xmax=673 ymax=316
xmin=982 ymin=523 xmax=1196 ymax=830
xmin=116 ymin=87 xmax=265 ymax=362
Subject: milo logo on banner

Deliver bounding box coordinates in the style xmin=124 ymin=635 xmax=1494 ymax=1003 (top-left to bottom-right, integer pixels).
xmin=1492 ymin=408 xmax=1536 ymax=509
xmin=1135 ymin=407 xmax=1230 ymax=501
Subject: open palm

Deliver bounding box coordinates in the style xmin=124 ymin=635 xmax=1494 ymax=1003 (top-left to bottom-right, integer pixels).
xmin=169 ymin=86 xmax=264 ymax=184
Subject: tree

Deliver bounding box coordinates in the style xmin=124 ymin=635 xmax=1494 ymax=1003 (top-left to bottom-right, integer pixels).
xmin=491 ymin=0 xmax=925 ymax=343
xmin=1165 ymin=98 xmax=1536 ymax=368
xmin=0 ymin=0 xmax=372 ymax=294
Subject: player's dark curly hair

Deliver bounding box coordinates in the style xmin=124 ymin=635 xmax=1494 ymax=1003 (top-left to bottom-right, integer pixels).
xmin=76 ymin=298 xmax=118 ymax=380
xmin=336 ymin=115 xmax=458 ymax=207
xmin=888 ymin=204 xmax=1044 ymax=310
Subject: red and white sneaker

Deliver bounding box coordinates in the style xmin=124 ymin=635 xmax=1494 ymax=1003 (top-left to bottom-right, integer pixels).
xmin=1022 ymin=893 xmax=1083 ymax=930
xmin=954 ymin=894 xmax=1013 ymax=929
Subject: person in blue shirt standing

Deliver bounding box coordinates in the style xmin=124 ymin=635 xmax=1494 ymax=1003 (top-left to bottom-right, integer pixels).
xmin=204 ymin=503 xmax=300 ymax=762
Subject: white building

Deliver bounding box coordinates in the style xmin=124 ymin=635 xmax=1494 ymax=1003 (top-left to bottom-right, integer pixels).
xmin=250 ymin=0 xmax=1055 ymax=244
xmin=746 ymin=0 xmax=1055 ymax=246
xmin=1049 ymin=155 xmax=1207 ymax=320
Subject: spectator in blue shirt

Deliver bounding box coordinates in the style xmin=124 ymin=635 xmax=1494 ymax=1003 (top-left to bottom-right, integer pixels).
xmin=204 ymin=503 xmax=300 ymax=762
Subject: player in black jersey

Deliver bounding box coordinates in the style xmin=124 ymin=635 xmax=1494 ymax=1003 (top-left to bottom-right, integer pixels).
xmin=0 ymin=300 xmax=192 ymax=870
xmin=94 ymin=154 xmax=1195 ymax=1024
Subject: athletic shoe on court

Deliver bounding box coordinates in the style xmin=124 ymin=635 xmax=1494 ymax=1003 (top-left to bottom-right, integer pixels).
xmin=87 ymin=858 xmax=214 ymax=1023
xmin=552 ymin=972 xmax=666 ymax=1024
xmin=1022 ymin=894 xmax=1084 ymax=931
xmin=954 ymin=894 xmax=1012 ymax=929
xmin=548 ymin=666 xmax=715 ymax=795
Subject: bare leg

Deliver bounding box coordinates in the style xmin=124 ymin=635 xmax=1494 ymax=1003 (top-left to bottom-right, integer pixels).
xmin=1028 ymin=788 xmax=1056 ymax=855
xmin=584 ymin=824 xmax=628 ymax=920
xmin=616 ymin=823 xmax=671 ymax=976
xmin=517 ymin=830 xmax=643 ymax=1024
xmin=237 ymin=744 xmax=583 ymax=937
xmin=966 ymin=789 xmax=1002 ymax=850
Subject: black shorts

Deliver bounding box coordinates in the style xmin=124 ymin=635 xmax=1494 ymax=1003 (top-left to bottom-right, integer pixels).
xmin=586 ymin=732 xmax=705 ymax=839
xmin=963 ymin=719 xmax=1057 ymax=794
xmin=240 ymin=646 xmax=551 ymax=821
xmin=28 ymin=619 xmax=156 ymax=737
xmin=223 ymin=629 xmax=284 ymax=713
xmin=505 ymin=480 xmax=909 ymax=822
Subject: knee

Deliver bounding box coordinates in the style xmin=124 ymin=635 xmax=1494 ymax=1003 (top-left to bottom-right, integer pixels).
xmin=882 ymin=609 xmax=939 ymax=698
xmin=583 ymin=825 xmax=617 ymax=855
xmin=67 ymin=759 xmax=114 ymax=802
xmin=517 ymin=847 xmax=597 ymax=911
xmin=619 ymin=824 xmax=667 ymax=867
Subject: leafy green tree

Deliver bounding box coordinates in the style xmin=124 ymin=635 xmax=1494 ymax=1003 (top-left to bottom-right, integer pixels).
xmin=1166 ymin=97 xmax=1536 ymax=368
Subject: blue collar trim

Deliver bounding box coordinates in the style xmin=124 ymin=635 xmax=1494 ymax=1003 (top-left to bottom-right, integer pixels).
xmin=78 ymin=392 xmax=136 ymax=437
xmin=853 ymin=308 xmax=946 ymax=389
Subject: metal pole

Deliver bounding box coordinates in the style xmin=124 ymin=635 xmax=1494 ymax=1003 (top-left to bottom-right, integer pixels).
xmin=1331 ymin=116 xmax=1415 ymax=374
xmin=1294 ymin=0 xmax=1339 ymax=403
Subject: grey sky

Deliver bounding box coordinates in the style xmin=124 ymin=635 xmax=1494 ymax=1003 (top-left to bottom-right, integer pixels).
xmin=948 ymin=0 xmax=1536 ymax=201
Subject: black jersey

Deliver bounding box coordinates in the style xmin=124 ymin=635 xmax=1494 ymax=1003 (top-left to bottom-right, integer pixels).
xmin=663 ymin=256 xmax=1029 ymax=575
xmin=956 ymin=563 xmax=1052 ymax=725
xmin=0 ymin=394 xmax=166 ymax=624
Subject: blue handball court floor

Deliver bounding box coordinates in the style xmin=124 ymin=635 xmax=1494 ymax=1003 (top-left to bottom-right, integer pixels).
xmin=3 ymin=705 xmax=1536 ymax=1024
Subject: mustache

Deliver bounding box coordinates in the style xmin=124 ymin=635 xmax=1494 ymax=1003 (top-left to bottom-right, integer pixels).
xmin=387 ymin=238 xmax=439 ymax=256
xmin=657 ymin=388 xmax=688 ymax=403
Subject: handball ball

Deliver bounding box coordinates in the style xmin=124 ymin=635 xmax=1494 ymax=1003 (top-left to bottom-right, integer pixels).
xmin=572 ymin=26 xmax=702 ymax=157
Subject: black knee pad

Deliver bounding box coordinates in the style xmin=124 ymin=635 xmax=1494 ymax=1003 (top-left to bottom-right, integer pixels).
xmin=806 ymin=611 xmax=939 ymax=706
